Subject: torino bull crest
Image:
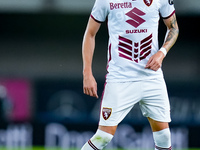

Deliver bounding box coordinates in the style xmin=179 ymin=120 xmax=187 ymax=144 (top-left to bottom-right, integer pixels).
xmin=102 ymin=107 xmax=112 ymax=120
xmin=143 ymin=0 xmax=153 ymax=7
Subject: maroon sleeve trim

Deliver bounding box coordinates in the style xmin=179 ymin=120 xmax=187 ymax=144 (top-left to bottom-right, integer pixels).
xmin=90 ymin=15 xmax=104 ymax=23
xmin=162 ymin=10 xmax=175 ymax=19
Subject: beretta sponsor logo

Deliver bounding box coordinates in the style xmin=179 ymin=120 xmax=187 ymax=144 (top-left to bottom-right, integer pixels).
xmin=110 ymin=2 xmax=132 ymax=10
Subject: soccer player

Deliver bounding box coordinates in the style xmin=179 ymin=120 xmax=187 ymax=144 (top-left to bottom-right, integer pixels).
xmin=81 ymin=0 xmax=179 ymax=149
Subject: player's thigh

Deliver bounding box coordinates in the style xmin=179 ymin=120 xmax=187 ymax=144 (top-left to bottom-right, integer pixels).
xmin=99 ymin=82 xmax=141 ymax=126
xmin=140 ymin=78 xmax=171 ymax=123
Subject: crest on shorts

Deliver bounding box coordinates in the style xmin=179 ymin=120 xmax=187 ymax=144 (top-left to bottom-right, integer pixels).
xmin=143 ymin=0 xmax=153 ymax=7
xmin=102 ymin=107 xmax=112 ymax=120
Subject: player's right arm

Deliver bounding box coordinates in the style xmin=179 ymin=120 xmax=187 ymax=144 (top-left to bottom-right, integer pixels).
xmin=82 ymin=17 xmax=101 ymax=98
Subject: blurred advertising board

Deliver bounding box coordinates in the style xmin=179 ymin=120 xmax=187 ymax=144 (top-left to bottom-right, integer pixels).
xmin=0 ymin=79 xmax=32 ymax=122
xmin=0 ymin=123 xmax=189 ymax=149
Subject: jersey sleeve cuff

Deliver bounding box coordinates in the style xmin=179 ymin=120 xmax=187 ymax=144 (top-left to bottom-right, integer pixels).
xmin=162 ymin=10 xmax=175 ymax=19
xmin=90 ymin=15 xmax=104 ymax=23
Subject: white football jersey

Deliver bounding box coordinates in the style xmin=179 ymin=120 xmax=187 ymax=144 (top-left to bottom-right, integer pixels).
xmin=91 ymin=0 xmax=175 ymax=82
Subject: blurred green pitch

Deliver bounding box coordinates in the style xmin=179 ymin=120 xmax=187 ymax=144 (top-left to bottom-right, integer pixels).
xmin=0 ymin=147 xmax=199 ymax=150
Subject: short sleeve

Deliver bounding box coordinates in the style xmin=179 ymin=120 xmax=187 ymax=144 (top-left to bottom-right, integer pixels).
xmin=159 ymin=0 xmax=175 ymax=19
xmin=91 ymin=0 xmax=109 ymax=23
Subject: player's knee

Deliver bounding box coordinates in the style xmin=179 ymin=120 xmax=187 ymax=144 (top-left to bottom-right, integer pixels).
xmin=99 ymin=125 xmax=117 ymax=135
xmin=153 ymin=128 xmax=171 ymax=149
xmin=90 ymin=129 xmax=113 ymax=149
xmin=81 ymin=129 xmax=113 ymax=150
xmin=91 ymin=129 xmax=113 ymax=146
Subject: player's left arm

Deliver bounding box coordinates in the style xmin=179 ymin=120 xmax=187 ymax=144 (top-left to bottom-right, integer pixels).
xmin=162 ymin=13 xmax=179 ymax=52
xmin=145 ymin=13 xmax=179 ymax=71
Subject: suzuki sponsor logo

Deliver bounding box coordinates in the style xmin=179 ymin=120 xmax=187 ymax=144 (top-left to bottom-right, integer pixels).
xmin=125 ymin=7 xmax=146 ymax=28
xmin=126 ymin=29 xmax=147 ymax=34
xmin=118 ymin=34 xmax=152 ymax=63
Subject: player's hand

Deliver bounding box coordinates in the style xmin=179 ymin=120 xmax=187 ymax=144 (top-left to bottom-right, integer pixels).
xmin=83 ymin=73 xmax=99 ymax=98
xmin=145 ymin=51 xmax=165 ymax=71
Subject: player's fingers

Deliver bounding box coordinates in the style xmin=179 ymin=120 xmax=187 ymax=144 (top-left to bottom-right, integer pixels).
xmin=155 ymin=64 xmax=161 ymax=71
xmin=153 ymin=59 xmax=162 ymax=70
xmin=84 ymin=87 xmax=89 ymax=96
xmin=150 ymin=63 xmax=160 ymax=71
xmin=92 ymin=82 xmax=98 ymax=98
xmin=145 ymin=57 xmax=153 ymax=68
xmin=87 ymin=89 xmax=91 ymax=96
xmin=83 ymin=88 xmax=86 ymax=95
xmin=145 ymin=60 xmax=154 ymax=69
xmin=146 ymin=58 xmax=161 ymax=70
xmin=84 ymin=87 xmax=93 ymax=96
xmin=83 ymin=81 xmax=98 ymax=98
xmin=92 ymin=88 xmax=99 ymax=98
xmin=88 ymin=86 xmax=98 ymax=98
xmin=86 ymin=87 xmax=94 ymax=97
xmin=155 ymin=64 xmax=160 ymax=71
xmin=150 ymin=65 xmax=157 ymax=71
xmin=83 ymin=87 xmax=86 ymax=94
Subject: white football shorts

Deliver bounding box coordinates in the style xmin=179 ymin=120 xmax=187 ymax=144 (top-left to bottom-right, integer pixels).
xmin=99 ymin=78 xmax=171 ymax=126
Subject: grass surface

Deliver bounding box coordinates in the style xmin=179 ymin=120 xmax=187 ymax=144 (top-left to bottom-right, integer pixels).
xmin=0 ymin=147 xmax=199 ymax=150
